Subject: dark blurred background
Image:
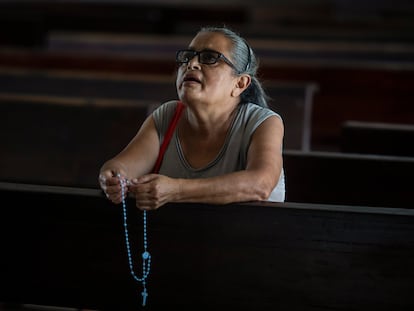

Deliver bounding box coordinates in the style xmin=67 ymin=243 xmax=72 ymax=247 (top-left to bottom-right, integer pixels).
xmin=1 ymin=0 xmax=414 ymax=186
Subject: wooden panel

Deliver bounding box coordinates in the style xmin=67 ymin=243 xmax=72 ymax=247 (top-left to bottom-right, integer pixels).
xmin=1 ymin=1 xmax=414 ymax=45
xmin=0 ymin=94 xmax=154 ymax=187
xmin=259 ymin=64 xmax=414 ymax=149
xmin=265 ymin=81 xmax=317 ymax=151
xmin=0 ymin=70 xmax=177 ymax=104
xmin=341 ymin=120 xmax=414 ymax=157
xmin=0 ymin=2 xmax=248 ymax=43
xmin=283 ymin=150 xmax=414 ymax=209
xmin=0 ymin=182 xmax=413 ymax=310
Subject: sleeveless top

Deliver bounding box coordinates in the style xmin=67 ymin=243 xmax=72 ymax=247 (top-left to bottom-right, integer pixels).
xmin=152 ymin=100 xmax=285 ymax=202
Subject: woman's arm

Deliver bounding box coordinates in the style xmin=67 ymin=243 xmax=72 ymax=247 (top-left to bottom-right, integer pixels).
xmin=98 ymin=115 xmax=160 ymax=203
xmin=129 ymin=115 xmax=284 ymax=209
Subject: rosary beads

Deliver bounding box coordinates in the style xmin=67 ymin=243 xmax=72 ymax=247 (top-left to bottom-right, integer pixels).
xmin=119 ymin=174 xmax=151 ymax=307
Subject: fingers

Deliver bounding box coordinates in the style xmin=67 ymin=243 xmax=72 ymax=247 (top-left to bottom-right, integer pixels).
xmin=98 ymin=175 xmax=108 ymax=192
xmin=130 ymin=174 xmax=169 ymax=211
xmin=99 ymin=172 xmax=130 ymax=204
xmin=100 ymin=173 xmax=165 ymax=209
xmin=135 ymin=199 xmax=159 ymax=211
xmin=134 ymin=187 xmax=163 ymax=211
xmin=131 ymin=173 xmax=159 ymax=185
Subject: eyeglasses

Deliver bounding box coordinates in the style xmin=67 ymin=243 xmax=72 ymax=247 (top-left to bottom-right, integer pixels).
xmin=176 ymin=49 xmax=238 ymax=71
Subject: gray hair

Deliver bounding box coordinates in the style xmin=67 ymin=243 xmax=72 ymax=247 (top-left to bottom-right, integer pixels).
xmin=198 ymin=26 xmax=270 ymax=108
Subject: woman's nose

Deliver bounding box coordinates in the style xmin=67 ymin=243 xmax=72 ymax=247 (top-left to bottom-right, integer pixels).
xmin=187 ymin=56 xmax=201 ymax=70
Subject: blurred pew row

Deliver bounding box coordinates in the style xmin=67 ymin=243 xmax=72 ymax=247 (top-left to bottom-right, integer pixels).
xmin=1 ymin=0 xmax=414 ymax=45
xmin=1 ymin=30 xmax=413 ymax=150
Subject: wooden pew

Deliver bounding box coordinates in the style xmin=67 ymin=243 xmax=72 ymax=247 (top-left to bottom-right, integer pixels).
xmin=0 ymin=69 xmax=317 ymax=150
xmin=0 ymin=93 xmax=156 ymax=187
xmin=1 ymin=36 xmax=413 ymax=152
xmin=340 ymin=120 xmax=414 ymax=157
xmin=283 ymin=150 xmax=414 ymax=209
xmin=3 ymin=31 xmax=414 ymax=75
xmin=0 ymin=69 xmax=177 ymax=104
xmin=1 ymin=1 xmax=413 ymax=47
xmin=265 ymin=80 xmax=317 ymax=151
xmin=0 ymin=2 xmax=248 ymax=47
xmin=0 ymin=182 xmax=413 ymax=310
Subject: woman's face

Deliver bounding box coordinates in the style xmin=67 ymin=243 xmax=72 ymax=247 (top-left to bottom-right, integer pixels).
xmin=176 ymin=31 xmax=240 ymax=106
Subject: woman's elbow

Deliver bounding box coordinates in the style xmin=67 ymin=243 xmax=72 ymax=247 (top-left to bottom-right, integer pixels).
xmin=251 ymin=182 xmax=275 ymax=201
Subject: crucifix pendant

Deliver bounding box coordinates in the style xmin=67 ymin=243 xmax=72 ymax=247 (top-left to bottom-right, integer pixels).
xmin=141 ymin=288 xmax=148 ymax=307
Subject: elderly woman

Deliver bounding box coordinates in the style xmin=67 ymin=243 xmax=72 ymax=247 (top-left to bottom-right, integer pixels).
xmin=99 ymin=26 xmax=285 ymax=210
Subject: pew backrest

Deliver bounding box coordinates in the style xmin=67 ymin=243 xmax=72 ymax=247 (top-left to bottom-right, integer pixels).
xmin=0 ymin=93 xmax=156 ymax=187
xmin=341 ymin=120 xmax=414 ymax=157
xmin=1 ymin=182 xmax=413 ymax=310
xmin=283 ymin=149 xmax=414 ymax=208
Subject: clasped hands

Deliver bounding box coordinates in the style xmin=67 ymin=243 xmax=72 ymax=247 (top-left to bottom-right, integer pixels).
xmin=99 ymin=172 xmax=175 ymax=210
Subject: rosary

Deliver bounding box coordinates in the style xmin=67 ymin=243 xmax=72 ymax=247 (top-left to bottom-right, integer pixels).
xmin=114 ymin=102 xmax=184 ymax=307
xmin=119 ymin=174 xmax=151 ymax=307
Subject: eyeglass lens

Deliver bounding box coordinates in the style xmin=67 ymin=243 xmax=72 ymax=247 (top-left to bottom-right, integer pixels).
xmin=177 ymin=50 xmax=220 ymax=64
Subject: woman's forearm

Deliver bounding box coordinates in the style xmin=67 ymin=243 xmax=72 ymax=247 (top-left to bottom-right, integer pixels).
xmin=174 ymin=170 xmax=276 ymax=204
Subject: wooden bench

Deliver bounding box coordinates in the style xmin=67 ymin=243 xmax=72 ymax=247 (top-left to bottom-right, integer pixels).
xmin=3 ymin=31 xmax=414 ymax=74
xmin=265 ymin=80 xmax=317 ymax=151
xmin=283 ymin=150 xmax=414 ymax=209
xmin=0 ymin=183 xmax=414 ymax=311
xmin=0 ymin=93 xmax=156 ymax=187
xmin=2 ymin=37 xmax=413 ymax=152
xmin=0 ymin=69 xmax=317 ymax=150
xmin=340 ymin=120 xmax=414 ymax=157
xmin=0 ymin=2 xmax=248 ymax=47
xmin=43 ymin=31 xmax=414 ymax=66
xmin=1 ymin=1 xmax=414 ymax=47
xmin=1 ymin=181 xmax=413 ymax=310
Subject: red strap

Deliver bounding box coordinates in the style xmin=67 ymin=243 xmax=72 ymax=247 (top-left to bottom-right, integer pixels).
xmin=152 ymin=101 xmax=185 ymax=173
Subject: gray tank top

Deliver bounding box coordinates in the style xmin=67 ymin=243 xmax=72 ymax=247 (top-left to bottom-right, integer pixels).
xmin=152 ymin=100 xmax=285 ymax=202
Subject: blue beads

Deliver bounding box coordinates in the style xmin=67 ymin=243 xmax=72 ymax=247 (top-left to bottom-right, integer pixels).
xmin=142 ymin=251 xmax=150 ymax=259
xmin=119 ymin=175 xmax=151 ymax=306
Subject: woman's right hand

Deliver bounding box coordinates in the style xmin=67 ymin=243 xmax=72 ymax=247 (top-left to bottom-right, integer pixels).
xmin=99 ymin=170 xmax=129 ymax=204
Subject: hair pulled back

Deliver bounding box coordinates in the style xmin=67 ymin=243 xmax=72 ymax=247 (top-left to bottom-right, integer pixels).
xmin=198 ymin=26 xmax=270 ymax=108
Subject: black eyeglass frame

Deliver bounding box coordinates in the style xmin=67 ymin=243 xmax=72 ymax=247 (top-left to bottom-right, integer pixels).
xmin=176 ymin=49 xmax=239 ymax=72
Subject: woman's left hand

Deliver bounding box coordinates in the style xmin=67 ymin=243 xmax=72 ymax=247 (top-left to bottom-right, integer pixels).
xmin=128 ymin=174 xmax=178 ymax=210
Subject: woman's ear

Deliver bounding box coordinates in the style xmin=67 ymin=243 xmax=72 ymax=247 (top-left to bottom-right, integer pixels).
xmin=232 ymin=74 xmax=251 ymax=97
